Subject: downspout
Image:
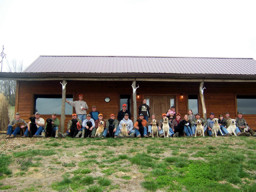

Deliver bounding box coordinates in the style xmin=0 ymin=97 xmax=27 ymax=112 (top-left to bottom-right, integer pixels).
xmin=199 ymin=81 xmax=207 ymax=120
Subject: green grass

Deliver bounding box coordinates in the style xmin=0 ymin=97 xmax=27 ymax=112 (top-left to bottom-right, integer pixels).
xmin=1 ymin=136 xmax=256 ymax=191
xmin=0 ymin=154 xmax=12 ymax=176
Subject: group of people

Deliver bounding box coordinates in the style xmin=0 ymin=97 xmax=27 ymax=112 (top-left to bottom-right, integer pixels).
xmin=6 ymin=94 xmax=256 ymax=138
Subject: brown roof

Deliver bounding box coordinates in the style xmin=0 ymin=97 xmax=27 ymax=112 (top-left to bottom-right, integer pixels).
xmin=1 ymin=55 xmax=256 ymax=80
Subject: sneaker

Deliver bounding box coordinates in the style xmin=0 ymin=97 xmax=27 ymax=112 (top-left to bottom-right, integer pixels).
xmin=6 ymin=135 xmax=10 ymax=139
xmin=159 ymin=134 xmax=164 ymax=138
xmin=10 ymin=135 xmax=14 ymax=138
xmin=130 ymin=133 xmax=135 ymax=137
xmin=114 ymin=136 xmax=117 ymax=138
xmin=144 ymin=135 xmax=148 ymax=138
xmin=148 ymin=133 xmax=152 ymax=137
xmin=137 ymin=135 xmax=141 ymax=138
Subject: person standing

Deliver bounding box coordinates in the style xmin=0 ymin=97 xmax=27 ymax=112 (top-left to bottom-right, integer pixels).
xmin=90 ymin=106 xmax=100 ymax=121
xmin=117 ymin=104 xmax=131 ymax=121
xmin=66 ymin=94 xmax=88 ymax=123
xmin=138 ymin=99 xmax=150 ymax=121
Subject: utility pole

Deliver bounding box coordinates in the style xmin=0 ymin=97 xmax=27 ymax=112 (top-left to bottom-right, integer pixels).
xmin=0 ymin=45 xmax=6 ymax=72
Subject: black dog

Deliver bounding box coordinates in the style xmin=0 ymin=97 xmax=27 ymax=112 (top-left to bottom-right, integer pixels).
xmin=69 ymin=119 xmax=79 ymax=138
xmin=45 ymin=118 xmax=54 ymax=137
xmin=108 ymin=119 xmax=115 ymax=138
xmin=137 ymin=119 xmax=144 ymax=137
xmin=29 ymin=117 xmax=37 ymax=137
xmin=84 ymin=121 xmax=93 ymax=138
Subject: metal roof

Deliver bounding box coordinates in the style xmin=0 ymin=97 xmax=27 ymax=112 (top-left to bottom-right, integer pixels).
xmin=24 ymin=55 xmax=256 ymax=76
xmin=1 ymin=55 xmax=256 ymax=81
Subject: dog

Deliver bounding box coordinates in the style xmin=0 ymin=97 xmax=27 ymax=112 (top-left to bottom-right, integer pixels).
xmin=195 ymin=119 xmax=204 ymax=137
xmin=120 ymin=123 xmax=128 ymax=137
xmin=29 ymin=117 xmax=37 ymax=137
xmin=45 ymin=118 xmax=54 ymax=137
xmin=151 ymin=119 xmax=158 ymax=138
xmin=95 ymin=121 xmax=105 ymax=137
xmin=227 ymin=119 xmax=237 ymax=136
xmin=69 ymin=119 xmax=79 ymax=138
xmin=108 ymin=119 xmax=115 ymax=138
xmin=212 ymin=118 xmax=223 ymax=137
xmin=137 ymin=119 xmax=145 ymax=137
xmin=162 ymin=117 xmax=169 ymax=138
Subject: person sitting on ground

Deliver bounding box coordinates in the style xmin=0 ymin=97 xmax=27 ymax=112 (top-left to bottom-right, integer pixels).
xmin=89 ymin=106 xmax=100 ymax=121
xmin=166 ymin=106 xmax=176 ymax=119
xmin=138 ymin=99 xmax=150 ymax=121
xmin=236 ymin=112 xmax=256 ymax=136
xmin=134 ymin=113 xmax=148 ymax=138
xmin=78 ymin=114 xmax=95 ymax=138
xmin=66 ymin=94 xmax=88 ymax=123
xmin=61 ymin=114 xmax=82 ymax=137
xmin=117 ymin=104 xmax=131 ymax=121
xmin=194 ymin=113 xmax=206 ymax=130
xmin=24 ymin=112 xmax=45 ymax=137
xmin=6 ymin=112 xmax=27 ymax=138
xmin=103 ymin=114 xmax=119 ymax=138
xmin=218 ymin=114 xmax=230 ymax=135
xmin=183 ymin=114 xmax=193 ymax=136
xmin=118 ymin=113 xmax=135 ymax=137
xmin=224 ymin=112 xmax=242 ymax=135
xmin=91 ymin=113 xmax=106 ymax=137
xmin=45 ymin=113 xmax=60 ymax=138
xmin=206 ymin=112 xmax=215 ymax=136
xmin=148 ymin=114 xmax=163 ymax=137
xmin=159 ymin=113 xmax=174 ymax=137
xmin=172 ymin=113 xmax=184 ymax=137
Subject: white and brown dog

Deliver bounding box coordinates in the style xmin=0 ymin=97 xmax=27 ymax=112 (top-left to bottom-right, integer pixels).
xmin=162 ymin=117 xmax=169 ymax=138
xmin=227 ymin=119 xmax=237 ymax=136
xmin=95 ymin=121 xmax=105 ymax=137
xmin=195 ymin=119 xmax=204 ymax=137
xmin=212 ymin=118 xmax=223 ymax=137
xmin=121 ymin=123 xmax=128 ymax=137
xmin=151 ymin=119 xmax=158 ymax=138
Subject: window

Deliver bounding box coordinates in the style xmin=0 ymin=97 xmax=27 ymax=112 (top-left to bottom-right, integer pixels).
xmin=188 ymin=95 xmax=198 ymax=114
xmin=237 ymin=96 xmax=256 ymax=114
xmin=34 ymin=95 xmax=73 ymax=115
xmin=170 ymin=97 xmax=175 ymax=108
xmin=145 ymin=98 xmax=150 ymax=106
xmin=120 ymin=95 xmax=131 ymax=112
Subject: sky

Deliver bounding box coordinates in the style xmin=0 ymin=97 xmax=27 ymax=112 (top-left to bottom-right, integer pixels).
xmin=0 ymin=0 xmax=256 ymax=71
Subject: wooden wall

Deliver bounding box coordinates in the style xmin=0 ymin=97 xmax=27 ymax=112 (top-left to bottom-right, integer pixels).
xmin=16 ymin=81 xmax=256 ymax=130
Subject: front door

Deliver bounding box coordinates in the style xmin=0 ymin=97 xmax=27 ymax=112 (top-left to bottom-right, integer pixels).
xmin=145 ymin=95 xmax=176 ymax=120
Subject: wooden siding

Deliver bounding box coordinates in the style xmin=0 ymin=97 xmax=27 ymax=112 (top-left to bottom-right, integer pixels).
xmin=15 ymin=81 xmax=256 ymax=130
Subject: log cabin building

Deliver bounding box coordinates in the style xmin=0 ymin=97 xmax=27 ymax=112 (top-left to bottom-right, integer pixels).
xmin=1 ymin=55 xmax=256 ymax=131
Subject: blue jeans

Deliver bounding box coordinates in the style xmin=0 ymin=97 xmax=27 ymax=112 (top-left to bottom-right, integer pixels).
xmin=103 ymin=127 xmax=118 ymax=137
xmin=52 ymin=126 xmax=58 ymax=136
xmin=24 ymin=126 xmax=44 ymax=136
xmin=135 ymin=126 xmax=147 ymax=137
xmin=236 ymin=127 xmax=241 ymax=134
xmin=144 ymin=116 xmax=149 ymax=122
xmin=35 ymin=126 xmax=44 ymax=135
xmin=220 ymin=125 xmax=229 ymax=135
xmin=148 ymin=125 xmax=164 ymax=135
xmin=184 ymin=125 xmax=193 ymax=136
xmin=191 ymin=125 xmax=196 ymax=135
xmin=114 ymin=125 xmax=120 ymax=136
xmin=77 ymin=114 xmax=86 ymax=123
xmin=7 ymin=125 xmax=20 ymax=136
xmin=24 ymin=127 xmax=44 ymax=137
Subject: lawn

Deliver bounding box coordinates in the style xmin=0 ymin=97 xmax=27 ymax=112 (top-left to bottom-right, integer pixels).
xmin=0 ymin=135 xmax=255 ymax=192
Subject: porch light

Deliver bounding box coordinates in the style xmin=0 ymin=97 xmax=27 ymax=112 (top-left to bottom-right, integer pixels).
xmin=180 ymin=94 xmax=184 ymax=100
xmin=136 ymin=93 xmax=140 ymax=99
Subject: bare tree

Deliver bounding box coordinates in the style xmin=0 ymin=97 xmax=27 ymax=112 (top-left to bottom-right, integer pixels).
xmin=0 ymin=60 xmax=23 ymax=106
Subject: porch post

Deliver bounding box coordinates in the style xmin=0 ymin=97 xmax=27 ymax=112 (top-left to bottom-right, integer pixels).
xmin=199 ymin=81 xmax=207 ymax=120
xmin=132 ymin=80 xmax=139 ymax=124
xmin=60 ymin=80 xmax=67 ymax=133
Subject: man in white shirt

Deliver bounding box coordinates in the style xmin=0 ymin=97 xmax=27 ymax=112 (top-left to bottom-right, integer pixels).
xmin=66 ymin=94 xmax=88 ymax=123
xmin=24 ymin=112 xmax=45 ymax=137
